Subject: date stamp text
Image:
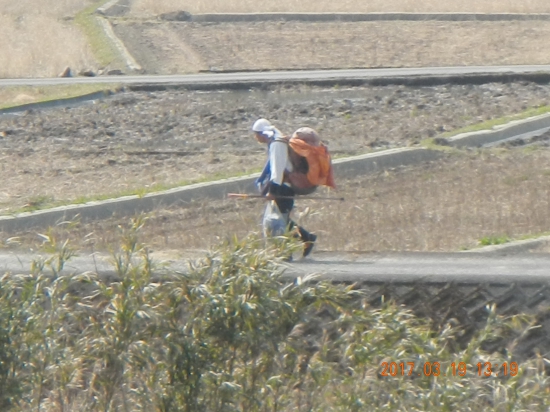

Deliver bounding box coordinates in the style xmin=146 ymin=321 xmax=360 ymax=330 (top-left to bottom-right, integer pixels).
xmin=379 ymin=361 xmax=519 ymax=377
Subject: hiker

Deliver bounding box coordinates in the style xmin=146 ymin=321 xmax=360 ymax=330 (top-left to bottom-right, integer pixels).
xmin=252 ymin=118 xmax=282 ymax=195
xmin=252 ymin=118 xmax=317 ymax=258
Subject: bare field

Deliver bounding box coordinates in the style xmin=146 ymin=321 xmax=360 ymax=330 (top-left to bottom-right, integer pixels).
xmin=2 ymin=0 xmax=550 ymax=79
xmin=0 ymin=0 xmax=96 ymax=78
xmin=1 ymin=82 xmax=550 ymax=215
xmin=131 ymin=0 xmax=550 ymax=15
xmin=7 ymin=146 xmax=550 ymax=256
xmin=1 ymin=82 xmax=550 ymax=255
xmin=114 ymin=19 xmax=550 ymax=74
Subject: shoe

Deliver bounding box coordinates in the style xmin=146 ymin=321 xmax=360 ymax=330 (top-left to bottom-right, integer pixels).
xmin=302 ymin=234 xmax=317 ymax=258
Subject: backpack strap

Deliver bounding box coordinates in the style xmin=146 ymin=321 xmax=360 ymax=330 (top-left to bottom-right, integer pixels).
xmin=274 ymin=136 xmax=290 ymax=144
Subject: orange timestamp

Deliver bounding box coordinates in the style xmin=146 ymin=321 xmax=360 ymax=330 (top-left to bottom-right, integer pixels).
xmin=380 ymin=361 xmax=519 ymax=377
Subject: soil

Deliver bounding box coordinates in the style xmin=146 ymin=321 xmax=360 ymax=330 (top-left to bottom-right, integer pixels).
xmin=2 ymin=17 xmax=550 ymax=254
xmin=111 ymin=19 xmax=550 ymax=74
xmin=1 ymin=81 xmax=550 ymax=215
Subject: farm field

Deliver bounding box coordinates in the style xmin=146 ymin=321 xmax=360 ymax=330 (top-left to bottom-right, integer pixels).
xmin=3 ymin=1 xmax=550 ymax=78
xmin=1 ymin=82 xmax=550 ymax=215
xmin=2 ymin=3 xmax=550 ymax=409
xmin=131 ymin=0 xmax=550 ymax=15
xmin=4 ymin=130 xmax=550 ymax=256
xmin=113 ymin=19 xmax=550 ymax=75
xmin=0 ymin=0 xmax=96 ymax=79
xmin=0 ymin=0 xmax=549 ymax=254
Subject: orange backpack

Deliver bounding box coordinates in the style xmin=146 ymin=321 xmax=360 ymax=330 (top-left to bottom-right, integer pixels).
xmin=283 ymin=127 xmax=336 ymax=195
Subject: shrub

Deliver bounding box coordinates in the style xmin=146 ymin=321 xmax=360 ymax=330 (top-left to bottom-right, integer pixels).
xmin=0 ymin=219 xmax=549 ymax=411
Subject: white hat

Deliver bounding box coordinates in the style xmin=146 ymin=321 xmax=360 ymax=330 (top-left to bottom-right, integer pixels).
xmin=252 ymin=118 xmax=272 ymax=133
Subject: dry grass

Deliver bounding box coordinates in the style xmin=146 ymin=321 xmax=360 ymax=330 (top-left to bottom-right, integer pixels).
xmin=131 ymin=0 xmax=550 ymax=16
xmin=0 ymin=84 xmax=117 ymax=109
xmin=0 ymin=0 xmax=96 ymax=78
xmin=1 ymin=0 xmax=548 ymax=78
xmin=1 ymin=0 xmax=549 ymax=78
xmin=319 ymin=149 xmax=550 ymax=252
xmin=154 ymin=20 xmax=550 ymax=72
xmin=9 ymin=147 xmax=550 ymax=255
xmin=0 ymin=0 xmax=91 ymax=17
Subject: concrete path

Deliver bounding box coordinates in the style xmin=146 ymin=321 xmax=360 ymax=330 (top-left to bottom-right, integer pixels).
xmin=2 ymin=65 xmax=550 ymax=87
xmin=286 ymin=252 xmax=550 ymax=284
xmin=2 ymin=251 xmax=549 ymax=285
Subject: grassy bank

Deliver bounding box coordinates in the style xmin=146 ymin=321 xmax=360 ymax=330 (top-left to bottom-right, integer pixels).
xmin=0 ymin=84 xmax=120 ymax=110
xmin=432 ymin=105 xmax=550 ymax=141
xmin=73 ymin=0 xmax=125 ymax=69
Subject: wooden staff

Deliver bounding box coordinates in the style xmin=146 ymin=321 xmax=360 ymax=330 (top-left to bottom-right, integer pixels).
xmin=227 ymin=193 xmax=345 ymax=201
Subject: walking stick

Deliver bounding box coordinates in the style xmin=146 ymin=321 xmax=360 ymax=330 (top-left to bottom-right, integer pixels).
xmin=227 ymin=193 xmax=345 ymax=201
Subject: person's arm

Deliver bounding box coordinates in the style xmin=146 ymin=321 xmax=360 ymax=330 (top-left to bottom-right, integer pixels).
xmin=255 ymin=160 xmax=271 ymax=194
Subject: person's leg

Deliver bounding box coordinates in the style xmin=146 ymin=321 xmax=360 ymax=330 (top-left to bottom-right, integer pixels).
xmin=288 ymin=220 xmax=317 ymax=257
xmin=302 ymin=231 xmax=317 ymax=257
xmin=273 ymin=184 xmax=317 ymax=257
xmin=262 ymin=202 xmax=294 ymax=261
xmin=287 ymin=220 xmax=312 ymax=241
xmin=263 ymin=201 xmax=287 ymax=237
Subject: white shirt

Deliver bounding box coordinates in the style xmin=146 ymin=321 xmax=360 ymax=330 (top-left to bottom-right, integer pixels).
xmin=269 ymin=139 xmax=293 ymax=185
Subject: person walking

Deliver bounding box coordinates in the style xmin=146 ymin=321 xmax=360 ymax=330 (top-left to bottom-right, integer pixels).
xmin=252 ymin=118 xmax=317 ymax=258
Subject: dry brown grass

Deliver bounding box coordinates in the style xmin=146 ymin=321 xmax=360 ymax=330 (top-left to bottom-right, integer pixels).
xmin=9 ymin=147 xmax=550 ymax=255
xmin=0 ymin=84 xmax=116 ymax=109
xmin=0 ymin=0 xmax=91 ymax=16
xmin=1 ymin=0 xmax=549 ymax=78
xmin=319 ymin=149 xmax=550 ymax=252
xmin=2 ymin=0 xmax=548 ymax=78
xmin=152 ymin=20 xmax=550 ymax=72
xmin=0 ymin=0 xmax=96 ymax=78
xmin=131 ymin=0 xmax=550 ymax=16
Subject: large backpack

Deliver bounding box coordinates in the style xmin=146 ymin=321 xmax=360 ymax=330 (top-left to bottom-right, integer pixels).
xmin=283 ymin=127 xmax=336 ymax=195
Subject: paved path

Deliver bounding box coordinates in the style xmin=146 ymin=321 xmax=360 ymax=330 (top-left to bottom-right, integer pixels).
xmin=2 ymin=66 xmax=549 ymax=285
xmin=2 ymin=251 xmax=549 ymax=284
xmin=286 ymin=252 xmax=550 ymax=284
xmin=2 ymin=65 xmax=550 ymax=87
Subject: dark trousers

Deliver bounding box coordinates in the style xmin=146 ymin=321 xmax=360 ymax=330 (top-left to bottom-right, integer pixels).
xmin=272 ymin=184 xmax=313 ymax=242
